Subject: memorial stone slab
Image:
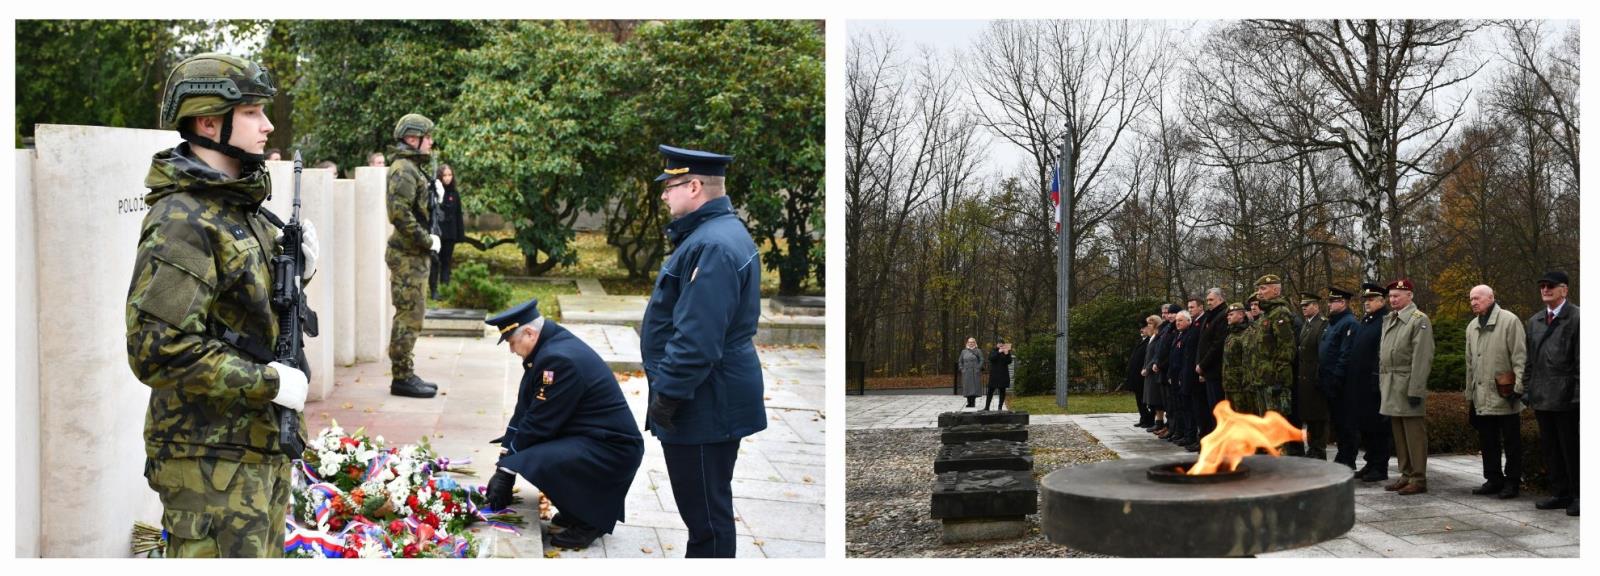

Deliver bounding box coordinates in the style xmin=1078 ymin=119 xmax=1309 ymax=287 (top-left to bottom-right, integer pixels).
xmin=937 ymin=410 xmax=1030 ymax=428
xmin=16 ymin=148 xmax=41 ymax=557
xmin=933 ymin=439 xmax=1033 ymax=473
xmin=940 ymin=423 xmax=1029 ymax=445
xmin=930 ymin=469 xmax=1038 ymax=519
xmin=332 ymin=179 xmax=356 ymax=366
xmin=353 ymin=167 xmax=389 ymax=362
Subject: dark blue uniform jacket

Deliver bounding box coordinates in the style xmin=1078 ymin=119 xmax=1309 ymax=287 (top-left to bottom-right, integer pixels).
xmin=640 ymin=196 xmax=768 ymax=445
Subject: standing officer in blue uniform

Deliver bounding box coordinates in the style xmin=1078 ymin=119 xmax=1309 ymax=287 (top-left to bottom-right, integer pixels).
xmin=1319 ymin=286 xmax=1361 ymax=469
xmin=483 ymin=299 xmax=644 ymax=550
xmin=1346 ymin=283 xmax=1393 ymax=482
xmin=641 ymin=145 xmax=767 ymax=558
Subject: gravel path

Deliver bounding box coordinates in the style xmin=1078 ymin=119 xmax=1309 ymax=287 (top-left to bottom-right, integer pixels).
xmin=845 ymin=422 xmax=1120 ymax=558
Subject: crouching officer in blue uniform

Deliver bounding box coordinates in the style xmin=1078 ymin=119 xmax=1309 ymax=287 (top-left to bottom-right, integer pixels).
xmin=483 ymin=299 xmax=644 ymax=550
xmin=641 ymin=145 xmax=768 ymax=558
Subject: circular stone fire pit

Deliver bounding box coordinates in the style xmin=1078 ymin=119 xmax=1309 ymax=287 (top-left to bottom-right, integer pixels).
xmin=1041 ymin=455 xmax=1354 ymax=557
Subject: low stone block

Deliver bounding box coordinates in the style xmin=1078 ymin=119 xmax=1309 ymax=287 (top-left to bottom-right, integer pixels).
xmin=940 ymin=423 xmax=1028 ymax=445
xmin=422 ymin=308 xmax=487 ymax=337
xmin=938 ymin=410 xmax=1030 ymax=428
xmin=934 ymin=439 xmax=1033 ymax=473
xmin=930 ymin=470 xmax=1038 ymax=519
xmin=941 ymin=517 xmax=1029 ymax=544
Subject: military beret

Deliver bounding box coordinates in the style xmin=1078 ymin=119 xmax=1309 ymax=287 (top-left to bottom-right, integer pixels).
xmin=1385 ymin=278 xmax=1415 ymax=292
xmin=1227 ymin=302 xmax=1245 ymax=312
xmin=1246 ymin=295 xmax=1260 ymax=305
xmin=1360 ymin=282 xmax=1385 ymax=298
xmin=1326 ymin=286 xmax=1354 ymax=301
xmin=485 ymin=298 xmax=541 ymax=344
xmin=655 ymin=144 xmax=733 ymax=182
xmin=1298 ymin=292 xmax=1321 ymax=305
xmin=1255 ymin=274 xmax=1282 ymax=286
xmin=1538 ymin=271 xmax=1569 ymax=286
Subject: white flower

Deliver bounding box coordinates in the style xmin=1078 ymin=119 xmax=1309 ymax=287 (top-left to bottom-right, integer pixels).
xmin=318 ymin=459 xmax=342 ymax=478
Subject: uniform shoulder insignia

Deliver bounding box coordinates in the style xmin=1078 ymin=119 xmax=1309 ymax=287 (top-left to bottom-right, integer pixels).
xmin=1413 ymin=310 xmax=1425 ymax=318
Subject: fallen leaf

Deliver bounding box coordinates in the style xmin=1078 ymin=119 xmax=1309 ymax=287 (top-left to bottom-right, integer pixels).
xmin=802 ymin=475 xmax=814 ymax=484
xmin=664 ymin=544 xmax=674 ymax=551
xmin=342 ymin=402 xmax=354 ymax=409
xmin=753 ymin=539 xmax=765 ymax=546
xmin=363 ymin=408 xmax=374 ymax=414
xmin=641 ymin=546 xmax=654 ymax=554
xmin=544 ymin=550 xmax=561 ymax=558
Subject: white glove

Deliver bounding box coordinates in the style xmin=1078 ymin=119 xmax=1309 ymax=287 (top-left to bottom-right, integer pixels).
xmin=434 ymin=180 xmax=446 ymax=203
xmin=274 ymin=220 xmax=319 ymax=282
xmin=269 ymin=361 xmax=309 ymax=411
xmin=430 ymin=234 xmax=441 ymax=254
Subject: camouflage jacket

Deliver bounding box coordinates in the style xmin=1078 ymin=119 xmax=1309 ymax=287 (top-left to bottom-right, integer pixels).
xmin=1253 ymin=297 xmax=1298 ymax=391
xmin=387 ymin=144 xmax=433 ymax=255
xmin=126 ymin=143 xmax=290 ymax=463
xmin=1222 ymin=320 xmax=1252 ymax=394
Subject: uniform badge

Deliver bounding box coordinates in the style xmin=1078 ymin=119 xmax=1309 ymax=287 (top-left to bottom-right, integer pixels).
xmin=536 ymin=370 xmax=554 ymax=401
xmin=228 ymin=224 xmax=249 ymax=240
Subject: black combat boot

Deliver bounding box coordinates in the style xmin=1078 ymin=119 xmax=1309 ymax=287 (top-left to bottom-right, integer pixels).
xmin=549 ymin=520 xmax=603 ymax=550
xmin=391 ymin=374 xmax=438 ymax=398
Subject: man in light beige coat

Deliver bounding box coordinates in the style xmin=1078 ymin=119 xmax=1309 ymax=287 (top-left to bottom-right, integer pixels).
xmin=1380 ymin=278 xmax=1435 ymax=495
xmin=1465 ymin=285 xmax=1528 ymax=499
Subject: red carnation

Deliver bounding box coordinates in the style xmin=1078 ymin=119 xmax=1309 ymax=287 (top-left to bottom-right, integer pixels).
xmin=407 ymin=494 xmax=420 ymax=509
xmin=389 ymin=520 xmax=406 ymax=534
xmin=403 ymin=543 xmax=419 ymax=558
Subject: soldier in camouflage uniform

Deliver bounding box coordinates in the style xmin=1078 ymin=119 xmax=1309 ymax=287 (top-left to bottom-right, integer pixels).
xmin=126 ymin=53 xmax=316 ymax=557
xmin=387 ymin=113 xmax=441 ymax=398
xmin=1252 ymin=275 xmax=1298 ymax=420
xmin=1222 ymin=302 xmax=1262 ymax=415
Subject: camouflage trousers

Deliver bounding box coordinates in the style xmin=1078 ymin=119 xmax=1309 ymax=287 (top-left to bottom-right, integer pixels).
xmin=1226 ymin=384 xmax=1265 ymax=416
xmin=146 ymin=456 xmax=291 ymax=558
xmin=388 ymin=249 xmax=429 ymax=380
xmin=1260 ymin=385 xmax=1294 ymax=417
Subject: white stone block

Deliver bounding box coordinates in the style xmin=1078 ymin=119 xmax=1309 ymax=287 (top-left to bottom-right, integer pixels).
xmin=31 ymin=125 xmax=173 ymax=556
xmin=353 ymin=167 xmax=390 ymax=363
xmin=15 ymin=149 xmax=41 ymax=558
xmin=332 ymin=179 xmax=357 ymax=366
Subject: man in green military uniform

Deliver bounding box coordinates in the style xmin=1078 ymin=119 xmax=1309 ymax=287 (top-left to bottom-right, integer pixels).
xmin=387 ymin=113 xmax=441 ymax=398
xmin=1380 ymin=278 xmax=1436 ymax=495
xmin=126 ymin=53 xmax=317 ymax=557
xmin=1252 ymin=275 xmax=1298 ymax=423
xmin=1222 ymin=302 xmax=1261 ymax=415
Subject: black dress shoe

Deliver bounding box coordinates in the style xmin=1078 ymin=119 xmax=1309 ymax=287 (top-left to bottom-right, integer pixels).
xmin=1498 ymin=484 xmax=1520 ymax=500
xmin=390 ymin=375 xmax=438 ymax=398
xmin=1360 ymin=469 xmax=1389 ymax=483
xmin=1566 ymin=498 xmax=1578 ymax=516
xmin=1472 ymin=481 xmax=1505 ymax=496
xmin=1536 ymin=496 xmax=1574 ymax=510
xmin=1184 ymin=443 xmax=1201 ymax=453
xmin=549 ymin=522 xmax=604 ymax=550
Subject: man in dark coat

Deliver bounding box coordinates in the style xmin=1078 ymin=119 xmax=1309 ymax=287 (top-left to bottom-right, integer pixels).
xmin=1194 ymin=289 xmax=1230 ymax=437
xmin=1172 ymin=310 xmax=1203 ymax=451
xmin=484 ymin=299 xmax=645 ymax=550
xmin=1297 ymin=292 xmax=1330 ymax=460
xmin=1526 ymin=271 xmax=1579 ymax=516
xmin=1148 ymin=305 xmax=1179 ymax=437
xmin=1346 ymin=283 xmax=1393 ymax=482
xmin=641 ymin=145 xmax=767 ymax=557
xmin=1319 ymin=286 xmax=1360 ymax=469
xmin=1127 ymin=322 xmax=1154 ymax=428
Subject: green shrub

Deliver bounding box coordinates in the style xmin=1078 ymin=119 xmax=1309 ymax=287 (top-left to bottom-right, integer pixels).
xmin=439 ymin=261 xmax=513 ymax=312
xmin=1427 ymin=314 xmax=1469 ymax=391
xmin=1014 ymin=332 xmax=1056 ymax=396
xmin=1013 ymin=295 xmax=1167 ymax=395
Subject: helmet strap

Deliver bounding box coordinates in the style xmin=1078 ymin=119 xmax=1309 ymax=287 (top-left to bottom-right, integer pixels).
xmin=179 ymin=112 xmax=266 ymax=172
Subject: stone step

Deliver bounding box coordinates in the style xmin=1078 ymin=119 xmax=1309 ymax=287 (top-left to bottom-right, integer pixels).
xmin=934 ymin=439 xmax=1033 ymax=474
xmin=422 ymin=308 xmax=487 ymax=337
xmin=940 ymin=423 xmax=1029 ymax=445
xmin=941 ymin=517 xmax=1030 ymax=544
xmin=937 ymin=410 xmax=1030 ymax=428
xmin=931 ymin=469 xmax=1038 ymax=520
xmin=557 ymin=294 xmax=823 ymax=347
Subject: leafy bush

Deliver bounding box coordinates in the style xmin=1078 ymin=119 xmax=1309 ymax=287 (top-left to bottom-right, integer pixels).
xmin=1013 ymin=295 xmax=1166 ymax=395
xmin=439 ymin=261 xmax=512 ymax=312
xmin=1427 ymin=314 xmax=1469 ymax=391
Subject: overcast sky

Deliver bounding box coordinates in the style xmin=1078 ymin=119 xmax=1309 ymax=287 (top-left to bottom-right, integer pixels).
xmin=848 ymin=19 xmax=1573 ymax=184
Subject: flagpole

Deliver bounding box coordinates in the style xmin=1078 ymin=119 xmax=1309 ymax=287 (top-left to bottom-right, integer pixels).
xmin=1055 ymin=123 xmax=1074 ymax=409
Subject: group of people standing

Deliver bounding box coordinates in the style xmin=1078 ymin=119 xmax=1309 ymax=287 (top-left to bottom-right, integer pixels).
xmin=957 ymin=337 xmax=1015 ymax=411
xmin=1127 ymin=273 xmax=1578 ymax=516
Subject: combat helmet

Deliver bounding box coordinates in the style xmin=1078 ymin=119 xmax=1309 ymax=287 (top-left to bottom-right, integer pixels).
xmin=394 ymin=113 xmax=435 ymax=142
xmin=160 ymin=52 xmax=277 ymax=163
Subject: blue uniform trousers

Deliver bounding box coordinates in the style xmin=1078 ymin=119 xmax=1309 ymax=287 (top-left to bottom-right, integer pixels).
xmin=663 ymin=439 xmax=741 ymax=558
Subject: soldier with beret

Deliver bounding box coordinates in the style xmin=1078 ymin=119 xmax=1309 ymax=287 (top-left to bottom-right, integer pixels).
xmin=1319 ymin=286 xmax=1361 ymax=469
xmin=1379 ymin=278 xmax=1435 ymax=495
xmin=1527 ymin=271 xmax=1579 ymax=516
xmin=483 ymin=299 xmax=645 ymax=550
xmin=1222 ymin=302 xmax=1261 ymax=415
xmin=641 ymin=145 xmax=768 ymax=557
xmin=1251 ymin=275 xmax=1298 ymax=439
xmin=1297 ymin=292 xmax=1330 ymax=460
xmin=127 ymin=53 xmax=317 ymax=557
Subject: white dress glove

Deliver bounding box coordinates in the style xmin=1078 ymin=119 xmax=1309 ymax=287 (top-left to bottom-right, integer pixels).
xmin=430 ymin=234 xmax=441 ymax=254
xmin=269 ymin=361 xmax=309 ymax=411
xmin=274 ymin=219 xmax=319 ymax=282
xmin=434 ymin=180 xmax=446 ymax=203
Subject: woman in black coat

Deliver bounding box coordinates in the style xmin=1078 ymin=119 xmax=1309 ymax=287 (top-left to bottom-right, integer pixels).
xmin=985 ymin=342 xmax=1013 ymax=410
xmin=435 ymin=163 xmax=467 ymax=286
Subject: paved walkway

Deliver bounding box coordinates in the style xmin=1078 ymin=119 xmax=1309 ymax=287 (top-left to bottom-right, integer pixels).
xmin=307 ymin=331 xmax=825 ymax=558
xmin=846 ymin=392 xmax=1580 ymax=558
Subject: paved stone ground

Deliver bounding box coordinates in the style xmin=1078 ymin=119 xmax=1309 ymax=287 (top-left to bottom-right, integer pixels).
xmin=846 ymin=392 xmax=1579 ymax=558
xmin=306 ymin=330 xmax=825 ymax=558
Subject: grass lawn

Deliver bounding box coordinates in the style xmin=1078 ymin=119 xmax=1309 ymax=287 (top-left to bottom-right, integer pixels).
xmin=1007 ymin=393 xmax=1138 ymax=415
xmin=454 ymin=229 xmax=820 ymax=297
xmin=428 ymin=278 xmax=576 ymax=322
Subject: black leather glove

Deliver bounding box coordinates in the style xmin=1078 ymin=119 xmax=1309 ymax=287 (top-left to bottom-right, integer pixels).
xmin=1408 ymin=396 xmax=1422 ymax=408
xmin=649 ymin=395 xmax=683 ymax=433
xmin=486 ymin=469 xmax=515 ymax=510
